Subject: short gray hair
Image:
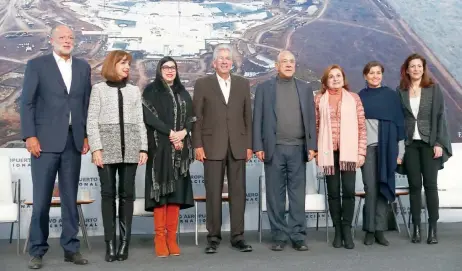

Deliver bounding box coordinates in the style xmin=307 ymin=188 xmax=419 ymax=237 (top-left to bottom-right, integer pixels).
xmin=50 ymin=24 xmax=73 ymax=38
xmin=213 ymin=44 xmax=233 ymax=61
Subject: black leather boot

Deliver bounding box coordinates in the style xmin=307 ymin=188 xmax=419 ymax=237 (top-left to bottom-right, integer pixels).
xmin=99 ymin=166 xmax=117 ymax=262
xmin=412 ymin=224 xmax=421 ymax=243
xmin=333 ymin=226 xmax=343 ymax=248
xmin=427 ymin=221 xmax=438 ymax=244
xmin=117 ymin=198 xmax=134 ymax=261
xmin=328 ymin=198 xmax=342 ymax=248
xmin=105 ymin=240 xmax=117 ymax=262
xmin=342 ymin=225 xmax=355 ymax=249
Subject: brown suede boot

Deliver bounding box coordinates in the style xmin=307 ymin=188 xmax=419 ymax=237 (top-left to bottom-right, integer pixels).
xmin=166 ymin=204 xmax=181 ymax=256
xmin=153 ymin=205 xmax=169 ymax=257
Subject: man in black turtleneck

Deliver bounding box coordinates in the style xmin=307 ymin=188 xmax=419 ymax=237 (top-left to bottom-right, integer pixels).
xmin=253 ymin=51 xmax=317 ymax=251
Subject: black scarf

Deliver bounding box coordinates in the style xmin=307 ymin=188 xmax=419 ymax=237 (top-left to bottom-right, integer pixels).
xmin=142 ymin=80 xmax=194 ymax=202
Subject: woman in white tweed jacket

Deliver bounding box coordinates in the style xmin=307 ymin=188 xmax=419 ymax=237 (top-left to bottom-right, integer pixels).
xmin=86 ymin=50 xmax=148 ymax=262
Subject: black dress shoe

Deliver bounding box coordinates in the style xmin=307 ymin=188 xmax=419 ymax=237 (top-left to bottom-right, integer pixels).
xmin=205 ymin=241 xmax=219 ymax=254
xmin=232 ymin=240 xmax=253 ymax=252
xmin=28 ymin=256 xmax=42 ymax=269
xmin=374 ymin=231 xmax=390 ymax=246
xmin=271 ymin=241 xmax=286 ymax=251
xmin=292 ymin=241 xmax=309 ymax=251
xmin=363 ymin=232 xmax=375 ymax=246
xmin=64 ymin=252 xmax=89 ymax=265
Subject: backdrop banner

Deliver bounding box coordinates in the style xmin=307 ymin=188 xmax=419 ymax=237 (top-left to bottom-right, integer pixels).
xmin=1 ymin=143 xmax=461 ymax=239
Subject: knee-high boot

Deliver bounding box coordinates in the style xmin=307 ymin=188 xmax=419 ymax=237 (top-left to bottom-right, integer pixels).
xmin=101 ymin=197 xmax=117 ymax=262
xmin=154 ymin=205 xmax=169 ymax=257
xmin=98 ymin=165 xmax=117 ymax=262
xmin=341 ymin=193 xmax=355 ymax=250
xmin=117 ymin=197 xmax=134 ymax=261
xmin=166 ymin=204 xmax=181 ymax=256
xmin=328 ymin=198 xmax=343 ymax=248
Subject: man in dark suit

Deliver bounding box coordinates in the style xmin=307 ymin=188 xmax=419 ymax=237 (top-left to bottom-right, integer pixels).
xmin=252 ymin=51 xmax=316 ymax=251
xmin=192 ymin=44 xmax=253 ymax=254
xmin=20 ymin=25 xmax=91 ymax=269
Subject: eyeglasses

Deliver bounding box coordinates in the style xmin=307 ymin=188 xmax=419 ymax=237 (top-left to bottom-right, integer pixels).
xmin=161 ymin=66 xmax=176 ymax=72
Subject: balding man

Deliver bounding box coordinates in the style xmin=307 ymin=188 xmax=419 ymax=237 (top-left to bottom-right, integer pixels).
xmin=252 ymin=51 xmax=316 ymax=251
xmin=21 ymin=25 xmax=91 ymax=269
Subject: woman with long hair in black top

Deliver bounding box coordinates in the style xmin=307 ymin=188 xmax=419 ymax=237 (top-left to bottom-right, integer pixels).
xmin=396 ymin=53 xmax=452 ymax=244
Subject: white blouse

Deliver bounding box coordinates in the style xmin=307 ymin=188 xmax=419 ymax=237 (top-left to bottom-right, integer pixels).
xmin=410 ymin=96 xmax=421 ymax=140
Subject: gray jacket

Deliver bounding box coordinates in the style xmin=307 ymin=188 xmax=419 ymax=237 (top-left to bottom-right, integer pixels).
xmin=87 ymin=82 xmax=148 ymax=164
xmin=398 ymin=85 xmax=433 ymax=145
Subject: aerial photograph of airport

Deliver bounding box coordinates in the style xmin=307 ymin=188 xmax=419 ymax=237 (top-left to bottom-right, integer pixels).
xmin=0 ymin=0 xmax=461 ymax=147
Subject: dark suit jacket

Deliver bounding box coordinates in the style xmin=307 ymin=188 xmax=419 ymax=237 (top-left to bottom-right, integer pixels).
xmin=20 ymin=53 xmax=92 ymax=152
xmin=192 ymin=74 xmax=252 ymax=160
xmin=397 ymin=85 xmax=433 ymax=145
xmin=252 ymin=77 xmax=317 ymax=162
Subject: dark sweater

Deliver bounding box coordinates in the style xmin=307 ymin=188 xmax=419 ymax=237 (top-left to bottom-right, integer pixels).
xmin=275 ymin=76 xmax=304 ymax=145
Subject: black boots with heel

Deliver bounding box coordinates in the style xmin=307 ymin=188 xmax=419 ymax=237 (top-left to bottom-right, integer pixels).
xmin=427 ymin=221 xmax=438 ymax=244
xmin=412 ymin=224 xmax=421 ymax=243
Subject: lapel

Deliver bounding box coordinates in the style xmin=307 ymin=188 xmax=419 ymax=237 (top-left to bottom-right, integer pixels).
xmin=211 ymin=74 xmax=227 ymax=105
xmin=417 ymin=86 xmax=431 ymax=119
xmin=228 ymin=74 xmax=239 ymax=106
xmin=400 ymin=88 xmax=413 ymax=115
xmin=69 ymin=57 xmax=79 ymax=95
xmin=46 ymin=54 xmax=67 ymax=94
xmin=401 ymin=87 xmax=431 ymax=119
xmin=294 ymin=78 xmax=307 ymax=117
xmin=269 ymin=78 xmax=277 ymax=118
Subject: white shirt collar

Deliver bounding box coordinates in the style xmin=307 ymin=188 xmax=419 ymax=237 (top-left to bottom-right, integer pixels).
xmin=216 ymin=73 xmax=231 ymax=84
xmin=53 ymin=51 xmax=72 ymax=64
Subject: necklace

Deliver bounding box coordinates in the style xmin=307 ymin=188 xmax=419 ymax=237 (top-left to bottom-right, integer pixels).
xmin=410 ymin=86 xmax=420 ymax=97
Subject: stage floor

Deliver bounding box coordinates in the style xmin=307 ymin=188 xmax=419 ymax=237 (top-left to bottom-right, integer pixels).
xmin=1 ymin=224 xmax=461 ymax=271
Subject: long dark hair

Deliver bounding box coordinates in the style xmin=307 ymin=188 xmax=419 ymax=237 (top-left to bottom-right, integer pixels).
xmin=153 ymin=56 xmax=185 ymax=92
xmin=399 ymin=53 xmax=434 ymax=90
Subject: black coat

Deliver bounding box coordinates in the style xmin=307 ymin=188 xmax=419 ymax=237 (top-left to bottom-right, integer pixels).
xmin=142 ymin=80 xmax=194 ymax=211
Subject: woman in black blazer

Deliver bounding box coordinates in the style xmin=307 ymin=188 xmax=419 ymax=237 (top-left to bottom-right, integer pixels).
xmin=396 ymin=53 xmax=452 ymax=245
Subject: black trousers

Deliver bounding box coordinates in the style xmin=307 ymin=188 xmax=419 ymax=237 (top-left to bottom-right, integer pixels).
xmin=326 ymin=151 xmax=356 ymax=227
xmin=204 ymin=146 xmax=246 ymax=244
xmin=404 ymin=140 xmax=440 ymax=224
xmin=98 ymin=163 xmax=137 ymax=242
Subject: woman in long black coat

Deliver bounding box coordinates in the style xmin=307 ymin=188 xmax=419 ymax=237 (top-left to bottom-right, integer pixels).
xmin=142 ymin=56 xmax=194 ymax=257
